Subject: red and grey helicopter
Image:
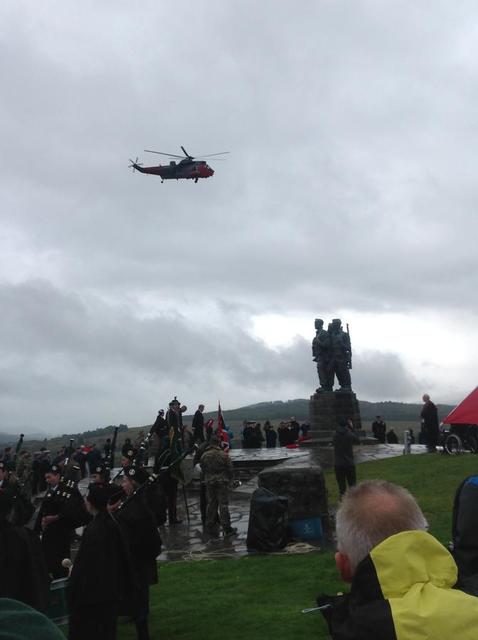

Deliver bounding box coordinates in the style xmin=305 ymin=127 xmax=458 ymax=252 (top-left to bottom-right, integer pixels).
xmin=128 ymin=146 xmax=229 ymax=183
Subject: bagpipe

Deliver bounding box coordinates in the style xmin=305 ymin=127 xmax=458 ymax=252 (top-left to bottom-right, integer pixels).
xmin=104 ymin=426 xmax=119 ymax=477
xmin=113 ymin=446 xmax=191 ymax=512
xmin=12 ymin=433 xmax=24 ymax=470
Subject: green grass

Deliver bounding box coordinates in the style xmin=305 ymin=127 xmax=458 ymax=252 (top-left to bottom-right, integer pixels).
xmin=108 ymin=453 xmax=478 ymax=639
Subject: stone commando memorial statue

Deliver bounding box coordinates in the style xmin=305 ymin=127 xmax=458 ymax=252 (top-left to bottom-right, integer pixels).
xmin=312 ymin=318 xmax=352 ymax=392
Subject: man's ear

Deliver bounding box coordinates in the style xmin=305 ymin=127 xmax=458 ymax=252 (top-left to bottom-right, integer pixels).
xmin=335 ymin=551 xmax=354 ymax=583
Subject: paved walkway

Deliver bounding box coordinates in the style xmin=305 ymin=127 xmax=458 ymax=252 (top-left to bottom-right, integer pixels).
xmin=157 ymin=443 xmax=428 ymax=560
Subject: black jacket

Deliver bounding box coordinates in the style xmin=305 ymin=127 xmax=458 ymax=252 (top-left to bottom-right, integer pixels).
xmin=192 ymin=410 xmax=205 ymax=441
xmin=421 ymin=401 xmax=439 ymax=430
xmin=333 ymin=425 xmax=359 ymax=467
xmin=115 ymin=497 xmax=162 ymax=587
xmin=0 ymin=521 xmax=49 ymax=611
xmin=68 ymin=511 xmax=134 ymax=608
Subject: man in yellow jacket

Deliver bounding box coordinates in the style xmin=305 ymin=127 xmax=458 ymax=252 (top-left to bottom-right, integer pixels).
xmin=319 ymin=480 xmax=478 ymax=639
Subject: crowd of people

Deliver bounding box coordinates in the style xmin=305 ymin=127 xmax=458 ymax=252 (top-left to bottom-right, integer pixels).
xmin=0 ymin=395 xmax=242 ymax=640
xmin=240 ymin=417 xmax=310 ymax=448
xmin=0 ymin=391 xmax=460 ymax=640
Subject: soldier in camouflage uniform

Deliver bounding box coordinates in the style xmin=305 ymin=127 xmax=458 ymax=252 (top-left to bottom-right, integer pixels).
xmin=199 ymin=436 xmax=237 ymax=537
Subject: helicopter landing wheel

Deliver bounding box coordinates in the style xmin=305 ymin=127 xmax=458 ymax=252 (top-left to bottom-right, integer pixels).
xmin=194 ymin=178 xmax=198 ymax=183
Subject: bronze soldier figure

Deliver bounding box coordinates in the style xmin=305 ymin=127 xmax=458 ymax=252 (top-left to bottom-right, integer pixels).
xmin=312 ymin=318 xmax=333 ymax=392
xmin=329 ymin=318 xmax=352 ymax=391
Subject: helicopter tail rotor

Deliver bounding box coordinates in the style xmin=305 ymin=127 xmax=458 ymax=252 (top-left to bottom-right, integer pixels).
xmin=128 ymin=157 xmax=142 ymax=172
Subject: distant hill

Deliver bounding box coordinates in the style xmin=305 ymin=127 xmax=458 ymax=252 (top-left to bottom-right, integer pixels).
xmin=201 ymin=399 xmax=456 ymax=424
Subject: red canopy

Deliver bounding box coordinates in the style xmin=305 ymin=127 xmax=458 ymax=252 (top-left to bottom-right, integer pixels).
xmin=442 ymin=387 xmax=478 ymax=424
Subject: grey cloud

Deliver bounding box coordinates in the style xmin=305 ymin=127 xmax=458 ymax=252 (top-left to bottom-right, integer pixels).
xmin=1 ymin=2 xmax=477 ymax=428
xmin=353 ymin=350 xmax=420 ymax=402
xmin=0 ymin=280 xmax=422 ymax=432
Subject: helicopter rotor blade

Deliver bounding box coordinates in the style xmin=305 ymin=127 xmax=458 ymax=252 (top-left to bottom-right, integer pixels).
xmin=195 ymin=152 xmax=230 ymax=158
xmin=144 ymin=149 xmax=185 ymax=159
xmin=181 ymin=146 xmax=193 ymax=158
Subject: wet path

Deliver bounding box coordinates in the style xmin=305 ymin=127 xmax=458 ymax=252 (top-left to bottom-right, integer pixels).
xmin=156 ymin=443 xmax=428 ymax=560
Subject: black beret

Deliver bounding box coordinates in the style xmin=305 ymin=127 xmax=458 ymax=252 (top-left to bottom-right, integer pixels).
xmin=46 ymin=464 xmax=61 ymax=475
xmin=123 ymin=466 xmax=149 ymax=485
xmin=93 ymin=464 xmax=106 ymax=475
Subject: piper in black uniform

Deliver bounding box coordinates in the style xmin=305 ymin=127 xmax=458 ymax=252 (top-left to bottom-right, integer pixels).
xmin=109 ymin=466 xmax=162 ymax=640
xmin=34 ymin=464 xmax=87 ymax=578
xmin=68 ymin=483 xmax=135 ymax=640
xmin=89 ymin=463 xmax=109 ymax=485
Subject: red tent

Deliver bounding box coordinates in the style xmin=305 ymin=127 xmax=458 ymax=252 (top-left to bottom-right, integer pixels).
xmin=442 ymin=387 xmax=478 ymax=424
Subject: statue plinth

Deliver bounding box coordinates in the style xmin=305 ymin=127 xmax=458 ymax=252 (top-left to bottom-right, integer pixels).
xmin=308 ymin=389 xmax=362 ymax=441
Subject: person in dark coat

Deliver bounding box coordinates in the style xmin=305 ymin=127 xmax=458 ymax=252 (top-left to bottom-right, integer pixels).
xmin=242 ymin=423 xmax=255 ymax=448
xmin=68 ymin=484 xmax=135 ymax=640
xmin=289 ymin=417 xmax=300 ymax=442
xmin=0 ymin=491 xmax=50 ymax=612
xmin=192 ymin=404 xmax=205 ymax=443
xmin=371 ymin=415 xmax=387 ymax=443
xmin=277 ymin=422 xmax=287 ymax=447
xmin=332 ymin=418 xmax=360 ymax=496
xmin=149 ymin=410 xmax=169 ymax=468
xmin=34 ymin=465 xmax=88 ymax=578
xmin=386 ymin=428 xmax=399 ymax=444
xmin=421 ymin=393 xmax=440 ymax=452
xmin=264 ymin=421 xmax=277 ymax=448
xmin=86 ymin=445 xmax=103 ymax=475
xmin=110 ymin=467 xmax=162 ymax=640
xmin=162 ymin=397 xmax=183 ymax=524
xmin=253 ymin=423 xmax=264 ymax=448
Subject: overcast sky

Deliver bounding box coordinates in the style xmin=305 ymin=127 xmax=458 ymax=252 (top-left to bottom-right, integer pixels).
xmin=1 ymin=1 xmax=477 ymax=434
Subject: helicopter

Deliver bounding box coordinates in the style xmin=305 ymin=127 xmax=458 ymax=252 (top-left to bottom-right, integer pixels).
xmin=128 ymin=146 xmax=229 ymax=183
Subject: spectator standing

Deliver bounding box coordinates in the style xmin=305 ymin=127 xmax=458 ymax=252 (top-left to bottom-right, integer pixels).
xmin=192 ymin=404 xmax=205 ymax=443
xmin=242 ymin=422 xmax=255 ymax=449
xmin=332 ymin=418 xmax=359 ymax=496
xmin=86 ymin=445 xmax=102 ymax=476
xmin=264 ymin=422 xmax=277 ymax=448
xmin=421 ymin=394 xmax=439 ymax=452
xmin=371 ymin=415 xmax=387 ymax=443
xmin=277 ymin=422 xmax=287 ymax=447
xmin=253 ymin=423 xmax=264 ymax=448
xmin=386 ymin=428 xmax=399 ymax=444
xmin=290 ymin=417 xmax=300 ymax=442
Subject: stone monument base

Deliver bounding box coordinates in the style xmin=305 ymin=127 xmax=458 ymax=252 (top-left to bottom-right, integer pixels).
xmin=309 ymin=389 xmax=362 ymax=441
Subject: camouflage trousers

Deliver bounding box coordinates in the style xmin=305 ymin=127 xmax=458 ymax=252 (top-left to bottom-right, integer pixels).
xmin=205 ymin=480 xmax=231 ymax=534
